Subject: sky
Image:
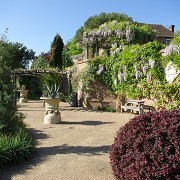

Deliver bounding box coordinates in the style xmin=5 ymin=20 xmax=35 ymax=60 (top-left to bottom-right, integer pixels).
xmin=1 ymin=0 xmax=180 ymax=56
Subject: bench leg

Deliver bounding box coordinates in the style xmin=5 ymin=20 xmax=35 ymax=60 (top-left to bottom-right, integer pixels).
xmin=121 ymin=107 xmax=123 ymax=113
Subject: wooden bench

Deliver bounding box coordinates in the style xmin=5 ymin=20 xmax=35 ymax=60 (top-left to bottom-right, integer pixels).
xmin=140 ymin=104 xmax=156 ymax=113
xmin=121 ymin=100 xmax=145 ymax=115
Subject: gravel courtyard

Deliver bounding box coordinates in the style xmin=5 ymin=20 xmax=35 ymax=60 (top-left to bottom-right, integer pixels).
xmin=1 ymin=100 xmax=134 ymax=180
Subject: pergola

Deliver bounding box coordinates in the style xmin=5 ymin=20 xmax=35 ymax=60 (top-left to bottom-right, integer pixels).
xmin=11 ymin=69 xmax=67 ymax=105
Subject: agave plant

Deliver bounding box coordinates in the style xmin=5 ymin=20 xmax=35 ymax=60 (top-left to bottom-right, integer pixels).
xmin=45 ymin=84 xmax=60 ymax=99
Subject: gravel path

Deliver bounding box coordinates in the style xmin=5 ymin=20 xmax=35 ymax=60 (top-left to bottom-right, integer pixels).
xmin=0 ymin=100 xmax=134 ymax=180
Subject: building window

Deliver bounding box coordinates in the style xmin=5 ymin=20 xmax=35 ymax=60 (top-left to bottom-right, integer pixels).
xmin=166 ymin=38 xmax=171 ymax=45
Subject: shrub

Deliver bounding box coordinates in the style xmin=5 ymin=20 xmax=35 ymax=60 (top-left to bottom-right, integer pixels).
xmin=109 ymin=110 xmax=180 ymax=179
xmin=0 ymin=112 xmax=35 ymax=169
xmin=97 ymin=106 xmax=116 ymax=112
xmin=1 ymin=112 xmax=26 ymax=135
xmin=0 ymin=41 xmax=16 ymax=134
xmin=0 ymin=128 xmax=35 ymax=169
xmin=0 ymin=38 xmax=35 ymax=169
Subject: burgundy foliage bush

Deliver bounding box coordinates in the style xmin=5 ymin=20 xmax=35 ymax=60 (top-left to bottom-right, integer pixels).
xmin=109 ymin=109 xmax=180 ymax=179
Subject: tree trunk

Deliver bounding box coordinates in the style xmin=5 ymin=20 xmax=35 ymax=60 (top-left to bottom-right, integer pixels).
xmin=115 ymin=94 xmax=121 ymax=112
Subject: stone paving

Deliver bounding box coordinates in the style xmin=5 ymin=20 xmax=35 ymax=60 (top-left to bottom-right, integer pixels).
xmin=1 ymin=100 xmax=134 ymax=180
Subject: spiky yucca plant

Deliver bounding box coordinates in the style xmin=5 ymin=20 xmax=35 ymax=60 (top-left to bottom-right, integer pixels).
xmin=45 ymin=83 xmax=60 ymax=98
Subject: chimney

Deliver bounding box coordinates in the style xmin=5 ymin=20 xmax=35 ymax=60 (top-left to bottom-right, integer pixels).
xmin=169 ymin=25 xmax=175 ymax=32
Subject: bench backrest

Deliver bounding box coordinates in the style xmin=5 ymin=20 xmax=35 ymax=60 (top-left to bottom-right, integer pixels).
xmin=140 ymin=104 xmax=156 ymax=113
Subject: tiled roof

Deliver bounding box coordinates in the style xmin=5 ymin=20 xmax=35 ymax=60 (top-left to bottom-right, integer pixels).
xmin=148 ymin=24 xmax=174 ymax=38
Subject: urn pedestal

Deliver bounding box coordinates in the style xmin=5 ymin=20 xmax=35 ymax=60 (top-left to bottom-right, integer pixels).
xmin=42 ymin=98 xmax=61 ymax=124
xmin=18 ymin=90 xmax=28 ymax=103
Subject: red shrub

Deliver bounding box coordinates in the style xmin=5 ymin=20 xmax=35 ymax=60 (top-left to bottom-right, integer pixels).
xmin=109 ymin=110 xmax=180 ymax=179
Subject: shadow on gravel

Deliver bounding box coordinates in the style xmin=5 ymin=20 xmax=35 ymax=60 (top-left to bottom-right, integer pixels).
xmin=0 ymin=128 xmax=50 ymax=180
xmin=61 ymin=120 xmax=114 ymax=126
xmin=0 ymin=126 xmax=111 ymax=180
xmin=38 ymin=144 xmax=110 ymax=157
xmin=19 ymin=109 xmax=44 ymax=112
xmin=60 ymin=107 xmax=116 ymax=114
xmin=28 ymin=128 xmax=50 ymax=145
xmin=1 ymin=143 xmax=111 ymax=180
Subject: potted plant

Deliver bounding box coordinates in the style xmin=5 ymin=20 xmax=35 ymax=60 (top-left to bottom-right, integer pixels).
xmin=41 ymin=84 xmax=61 ymax=124
xmin=17 ymin=85 xmax=28 ymax=103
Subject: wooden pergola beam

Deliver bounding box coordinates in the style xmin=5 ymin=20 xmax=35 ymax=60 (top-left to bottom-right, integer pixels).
xmin=11 ymin=69 xmax=67 ymax=106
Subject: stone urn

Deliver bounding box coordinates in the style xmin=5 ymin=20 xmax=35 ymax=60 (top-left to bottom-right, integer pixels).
xmin=41 ymin=98 xmax=61 ymax=124
xmin=18 ymin=90 xmax=28 ymax=103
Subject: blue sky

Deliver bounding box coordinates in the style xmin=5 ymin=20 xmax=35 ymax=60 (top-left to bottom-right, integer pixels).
xmin=1 ymin=0 xmax=180 ymax=56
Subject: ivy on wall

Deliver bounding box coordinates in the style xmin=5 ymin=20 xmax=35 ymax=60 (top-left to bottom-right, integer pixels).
xmin=79 ymin=40 xmax=179 ymax=110
xmin=76 ymin=21 xmax=180 ymax=110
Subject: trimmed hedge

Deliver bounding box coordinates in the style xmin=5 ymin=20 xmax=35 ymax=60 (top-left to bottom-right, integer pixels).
xmin=109 ymin=110 xmax=180 ymax=179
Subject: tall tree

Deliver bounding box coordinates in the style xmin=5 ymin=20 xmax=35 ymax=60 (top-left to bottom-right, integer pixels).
xmin=50 ymin=34 xmax=64 ymax=70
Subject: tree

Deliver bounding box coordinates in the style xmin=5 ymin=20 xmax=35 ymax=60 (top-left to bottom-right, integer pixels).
xmin=72 ymin=13 xmax=155 ymax=57
xmin=0 ymin=41 xmax=35 ymax=70
xmin=171 ymin=31 xmax=180 ymax=45
xmin=0 ymin=40 xmax=16 ymax=133
xmin=31 ymin=56 xmax=49 ymax=69
xmin=74 ymin=12 xmax=133 ymax=44
xmin=50 ymin=34 xmax=64 ymax=70
xmin=62 ymin=45 xmax=73 ymax=69
xmin=83 ymin=12 xmax=133 ymax=30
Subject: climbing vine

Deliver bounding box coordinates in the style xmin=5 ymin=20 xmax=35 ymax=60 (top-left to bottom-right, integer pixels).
xmin=77 ymin=21 xmax=180 ymax=110
xmin=79 ymin=40 xmax=179 ymax=110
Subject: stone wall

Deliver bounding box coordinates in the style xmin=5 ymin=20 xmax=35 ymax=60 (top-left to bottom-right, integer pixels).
xmin=72 ymin=58 xmax=117 ymax=110
xmin=72 ymin=51 xmax=156 ymax=110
